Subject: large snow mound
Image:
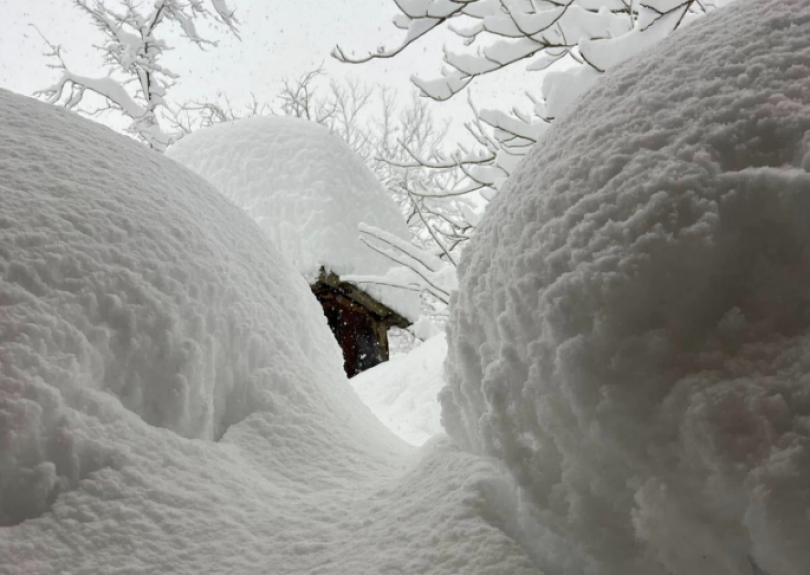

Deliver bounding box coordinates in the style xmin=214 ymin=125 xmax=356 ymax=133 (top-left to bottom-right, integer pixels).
xmin=0 ymin=91 xmax=541 ymax=575
xmin=167 ymin=117 xmax=420 ymax=321
xmin=441 ymin=1 xmax=810 ymax=574
xmin=351 ymin=334 xmax=447 ymax=446
xmin=0 ymin=88 xmax=348 ymax=523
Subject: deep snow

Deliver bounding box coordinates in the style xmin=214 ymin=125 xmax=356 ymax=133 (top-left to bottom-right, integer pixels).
xmin=442 ymin=1 xmax=810 ymax=574
xmin=166 ymin=116 xmax=420 ymax=322
xmin=0 ymin=90 xmax=538 ymax=574
xmin=351 ymin=334 xmax=446 ymax=446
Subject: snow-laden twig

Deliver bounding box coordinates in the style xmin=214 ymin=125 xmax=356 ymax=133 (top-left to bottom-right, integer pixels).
xmin=334 ymin=0 xmax=726 ymax=201
xmin=348 ymin=223 xmax=458 ymax=305
xmin=35 ymin=0 xmax=239 ymax=151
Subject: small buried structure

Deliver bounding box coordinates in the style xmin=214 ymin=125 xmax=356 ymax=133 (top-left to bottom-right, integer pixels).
xmin=168 ymin=116 xmax=420 ymax=376
xmin=312 ymin=269 xmax=410 ymax=376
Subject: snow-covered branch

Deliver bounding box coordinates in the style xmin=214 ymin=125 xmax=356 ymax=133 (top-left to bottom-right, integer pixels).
xmin=335 ymin=0 xmax=730 ymax=200
xmin=330 ymin=0 xmax=467 ymax=65
xmin=346 ymin=223 xmax=458 ymax=305
xmin=36 ymin=0 xmax=239 ymax=151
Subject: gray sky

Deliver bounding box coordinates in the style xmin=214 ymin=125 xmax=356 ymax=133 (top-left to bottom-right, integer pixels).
xmin=0 ymin=1 xmax=435 ymax=97
xmin=0 ymin=0 xmax=540 ymax=142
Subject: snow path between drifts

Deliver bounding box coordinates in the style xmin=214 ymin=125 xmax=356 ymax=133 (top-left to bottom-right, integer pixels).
xmin=351 ymin=334 xmax=447 ymax=446
xmin=3 ymin=415 xmax=539 ymax=575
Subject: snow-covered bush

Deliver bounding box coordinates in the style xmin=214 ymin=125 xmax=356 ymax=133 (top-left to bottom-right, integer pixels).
xmin=167 ymin=116 xmax=420 ymax=321
xmin=0 ymin=88 xmax=346 ymax=524
xmin=441 ymin=1 xmax=810 ymax=573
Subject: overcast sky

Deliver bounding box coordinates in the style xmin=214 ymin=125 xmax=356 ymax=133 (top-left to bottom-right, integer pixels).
xmin=1 ymin=2 xmax=418 ymax=94
xmin=0 ymin=0 xmax=545 ymax=143
xmin=1 ymin=1 xmax=541 ymax=136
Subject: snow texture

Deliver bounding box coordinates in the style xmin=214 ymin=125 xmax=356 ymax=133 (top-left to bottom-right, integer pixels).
xmin=351 ymin=334 xmax=447 ymax=446
xmin=166 ymin=117 xmax=420 ymax=321
xmin=442 ymin=1 xmax=810 ymax=574
xmin=0 ymin=90 xmax=539 ymax=575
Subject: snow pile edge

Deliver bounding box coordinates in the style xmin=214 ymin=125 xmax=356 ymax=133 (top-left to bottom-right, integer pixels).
xmin=442 ymin=2 xmax=810 ymax=574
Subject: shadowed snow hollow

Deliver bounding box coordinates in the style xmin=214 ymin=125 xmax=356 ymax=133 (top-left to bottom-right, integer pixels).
xmin=0 ymin=91 xmax=540 ymax=575
xmin=441 ymin=1 xmax=810 ymax=574
xmin=166 ymin=116 xmax=420 ymax=321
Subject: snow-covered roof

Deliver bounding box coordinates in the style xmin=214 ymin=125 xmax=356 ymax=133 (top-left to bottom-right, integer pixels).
xmin=442 ymin=0 xmax=810 ymax=573
xmin=0 ymin=90 xmax=540 ymax=574
xmin=167 ymin=116 xmax=420 ymax=322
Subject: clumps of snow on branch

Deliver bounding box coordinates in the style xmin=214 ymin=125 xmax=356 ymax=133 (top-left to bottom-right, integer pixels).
xmin=338 ymin=0 xmax=727 ymax=113
xmin=441 ymin=1 xmax=810 ymax=573
xmin=335 ymin=0 xmax=732 ymax=202
xmin=35 ymin=0 xmax=239 ymax=151
xmin=166 ymin=116 xmax=421 ymax=321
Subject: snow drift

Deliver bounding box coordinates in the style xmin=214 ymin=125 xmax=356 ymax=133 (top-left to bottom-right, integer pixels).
xmin=0 ymin=90 xmax=539 ymax=575
xmin=167 ymin=117 xmax=420 ymax=321
xmin=441 ymin=1 xmax=810 ymax=574
xmin=0 ymin=87 xmax=350 ymax=523
xmin=351 ymin=334 xmax=447 ymax=446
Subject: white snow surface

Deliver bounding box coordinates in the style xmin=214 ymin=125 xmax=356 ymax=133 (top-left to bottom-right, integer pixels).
xmin=166 ymin=117 xmax=420 ymax=322
xmin=442 ymin=1 xmax=810 ymax=574
xmin=351 ymin=334 xmax=447 ymax=446
xmin=0 ymin=90 xmax=539 ymax=574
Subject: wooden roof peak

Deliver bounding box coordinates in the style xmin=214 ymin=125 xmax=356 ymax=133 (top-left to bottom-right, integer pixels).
xmin=310 ymin=268 xmax=412 ymax=329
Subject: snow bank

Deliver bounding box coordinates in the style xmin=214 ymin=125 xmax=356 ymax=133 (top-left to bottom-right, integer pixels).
xmin=0 ymin=91 xmax=540 ymax=574
xmin=441 ymin=1 xmax=810 ymax=574
xmin=0 ymin=87 xmax=351 ymax=523
xmin=167 ymin=117 xmax=420 ymax=321
xmin=351 ymin=334 xmax=446 ymax=446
